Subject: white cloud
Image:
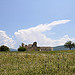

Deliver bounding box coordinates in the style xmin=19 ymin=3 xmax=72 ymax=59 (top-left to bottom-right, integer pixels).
xmin=14 ymin=20 xmax=72 ymax=47
xmin=0 ymin=30 xmax=15 ymax=48
xmin=53 ymin=35 xmax=75 ymax=46
xmin=1 ymin=20 xmax=75 ymax=48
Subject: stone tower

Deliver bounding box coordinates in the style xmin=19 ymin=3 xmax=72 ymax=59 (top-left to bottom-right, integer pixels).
xmin=32 ymin=42 xmax=37 ymax=47
xmin=22 ymin=43 xmax=25 ymax=47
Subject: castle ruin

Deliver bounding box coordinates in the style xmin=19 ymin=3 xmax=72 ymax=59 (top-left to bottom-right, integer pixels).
xmin=21 ymin=42 xmax=53 ymax=51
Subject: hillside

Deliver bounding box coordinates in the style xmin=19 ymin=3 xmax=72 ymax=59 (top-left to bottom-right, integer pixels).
xmin=53 ymin=45 xmax=75 ymax=51
xmin=10 ymin=48 xmax=17 ymax=51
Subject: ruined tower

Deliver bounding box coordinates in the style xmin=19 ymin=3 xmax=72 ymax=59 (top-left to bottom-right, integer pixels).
xmin=22 ymin=43 xmax=25 ymax=47
xmin=32 ymin=42 xmax=37 ymax=47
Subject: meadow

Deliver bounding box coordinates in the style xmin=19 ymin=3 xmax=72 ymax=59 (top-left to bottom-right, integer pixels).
xmin=0 ymin=50 xmax=75 ymax=75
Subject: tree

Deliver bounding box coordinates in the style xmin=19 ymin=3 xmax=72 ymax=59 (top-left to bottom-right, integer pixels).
xmin=18 ymin=46 xmax=26 ymax=51
xmin=0 ymin=45 xmax=10 ymax=51
xmin=64 ymin=41 xmax=75 ymax=50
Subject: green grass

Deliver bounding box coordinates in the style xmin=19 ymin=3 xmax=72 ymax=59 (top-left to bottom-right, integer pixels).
xmin=0 ymin=50 xmax=75 ymax=75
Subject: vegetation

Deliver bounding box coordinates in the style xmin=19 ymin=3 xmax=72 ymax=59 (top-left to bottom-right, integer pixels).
xmin=18 ymin=46 xmax=26 ymax=51
xmin=0 ymin=50 xmax=75 ymax=75
xmin=64 ymin=41 xmax=75 ymax=50
xmin=18 ymin=43 xmax=27 ymax=51
xmin=0 ymin=45 xmax=10 ymax=51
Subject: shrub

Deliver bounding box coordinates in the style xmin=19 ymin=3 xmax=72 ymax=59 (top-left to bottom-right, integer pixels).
xmin=0 ymin=45 xmax=10 ymax=51
xmin=37 ymin=48 xmax=40 ymax=51
xmin=18 ymin=47 xmax=26 ymax=51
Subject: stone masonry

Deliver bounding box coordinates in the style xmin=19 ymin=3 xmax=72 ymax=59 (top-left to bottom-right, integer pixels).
xmin=21 ymin=42 xmax=53 ymax=51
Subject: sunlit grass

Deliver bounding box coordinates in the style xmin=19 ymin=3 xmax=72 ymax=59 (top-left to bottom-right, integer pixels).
xmin=0 ymin=50 xmax=75 ymax=75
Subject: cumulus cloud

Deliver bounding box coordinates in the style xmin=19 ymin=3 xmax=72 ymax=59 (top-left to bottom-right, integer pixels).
xmin=14 ymin=20 xmax=72 ymax=47
xmin=1 ymin=20 xmax=75 ymax=48
xmin=53 ymin=35 xmax=75 ymax=46
xmin=0 ymin=30 xmax=15 ymax=48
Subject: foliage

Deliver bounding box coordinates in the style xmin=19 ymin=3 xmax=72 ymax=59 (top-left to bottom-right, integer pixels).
xmin=64 ymin=41 xmax=75 ymax=50
xmin=0 ymin=45 xmax=10 ymax=51
xmin=18 ymin=46 xmax=26 ymax=51
xmin=0 ymin=50 xmax=75 ymax=75
xmin=37 ymin=48 xmax=40 ymax=51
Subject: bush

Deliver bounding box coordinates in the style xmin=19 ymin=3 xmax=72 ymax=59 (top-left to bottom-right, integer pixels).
xmin=18 ymin=47 xmax=26 ymax=51
xmin=0 ymin=45 xmax=10 ymax=51
xmin=37 ymin=48 xmax=40 ymax=51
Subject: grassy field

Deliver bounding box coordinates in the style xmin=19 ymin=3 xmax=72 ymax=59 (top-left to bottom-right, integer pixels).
xmin=0 ymin=50 xmax=75 ymax=75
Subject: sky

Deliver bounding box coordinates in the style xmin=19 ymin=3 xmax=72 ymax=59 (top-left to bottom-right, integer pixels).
xmin=0 ymin=0 xmax=75 ymax=48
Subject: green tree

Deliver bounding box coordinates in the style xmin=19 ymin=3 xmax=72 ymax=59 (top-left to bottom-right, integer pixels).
xmin=18 ymin=46 xmax=26 ymax=51
xmin=0 ymin=45 xmax=10 ymax=51
xmin=64 ymin=41 xmax=75 ymax=50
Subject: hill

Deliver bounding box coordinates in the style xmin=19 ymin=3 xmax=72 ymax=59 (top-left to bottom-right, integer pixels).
xmin=10 ymin=48 xmax=17 ymax=51
xmin=53 ymin=45 xmax=75 ymax=51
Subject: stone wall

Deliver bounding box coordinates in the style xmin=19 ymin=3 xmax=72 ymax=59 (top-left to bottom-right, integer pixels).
xmin=38 ymin=47 xmax=53 ymax=51
xmin=26 ymin=47 xmax=53 ymax=51
xmin=27 ymin=47 xmax=39 ymax=51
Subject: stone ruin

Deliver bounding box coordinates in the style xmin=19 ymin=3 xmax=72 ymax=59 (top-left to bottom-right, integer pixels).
xmin=21 ymin=42 xmax=53 ymax=51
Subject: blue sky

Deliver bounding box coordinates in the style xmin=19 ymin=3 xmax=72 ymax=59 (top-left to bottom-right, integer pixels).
xmin=0 ymin=0 xmax=75 ymax=48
